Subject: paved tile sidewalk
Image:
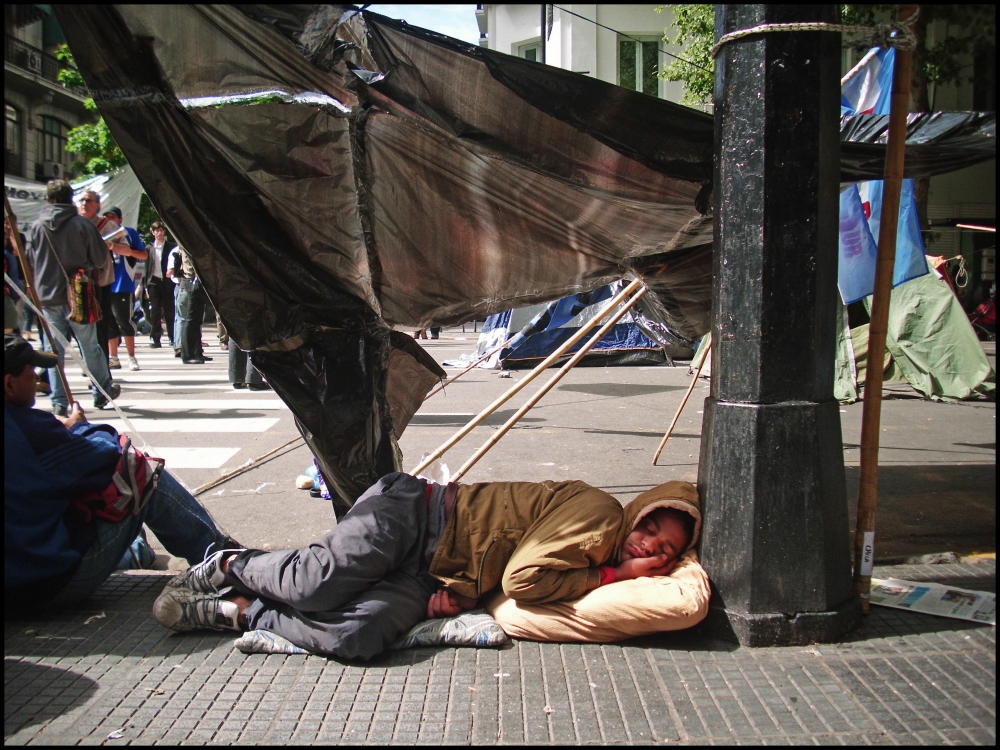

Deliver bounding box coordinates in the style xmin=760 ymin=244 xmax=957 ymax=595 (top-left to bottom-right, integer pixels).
xmin=5 ymin=561 xmax=995 ymax=745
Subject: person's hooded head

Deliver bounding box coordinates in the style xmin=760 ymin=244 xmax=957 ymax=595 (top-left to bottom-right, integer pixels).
xmin=617 ymin=481 xmax=702 ymax=566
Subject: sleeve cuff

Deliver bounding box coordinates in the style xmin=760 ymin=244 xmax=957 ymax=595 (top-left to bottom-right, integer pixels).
xmin=598 ymin=565 xmax=617 ymax=586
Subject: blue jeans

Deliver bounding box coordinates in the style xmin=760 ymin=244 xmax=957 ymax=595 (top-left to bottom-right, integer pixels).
xmin=41 ymin=304 xmax=114 ymax=408
xmin=173 ymin=282 xmax=184 ymax=351
xmin=46 ymin=471 xmax=229 ymax=608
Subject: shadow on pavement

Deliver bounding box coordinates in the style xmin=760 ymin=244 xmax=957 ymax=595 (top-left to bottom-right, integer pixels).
xmin=4 ymin=659 xmax=98 ymax=739
xmin=559 ymin=383 xmax=685 ymax=397
xmin=846 ymin=464 xmax=996 ymax=559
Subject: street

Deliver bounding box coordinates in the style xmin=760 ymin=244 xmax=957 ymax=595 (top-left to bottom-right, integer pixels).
xmin=51 ymin=327 xmax=995 ymax=563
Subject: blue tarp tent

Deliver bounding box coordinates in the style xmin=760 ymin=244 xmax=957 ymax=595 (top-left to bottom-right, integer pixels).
xmin=474 ymin=283 xmax=676 ymax=370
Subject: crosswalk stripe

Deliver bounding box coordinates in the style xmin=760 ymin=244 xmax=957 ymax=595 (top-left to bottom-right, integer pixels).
xmin=147 ymin=447 xmax=242 ymax=469
xmin=113 ymin=399 xmax=287 ymax=410
xmin=66 ymin=373 xmax=230 ymax=382
xmin=86 ymin=417 xmax=280 ymax=433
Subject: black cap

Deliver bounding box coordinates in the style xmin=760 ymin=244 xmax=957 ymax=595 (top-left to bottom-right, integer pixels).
xmin=104 ymin=206 xmax=123 ymax=221
xmin=5 ymin=333 xmax=59 ymax=375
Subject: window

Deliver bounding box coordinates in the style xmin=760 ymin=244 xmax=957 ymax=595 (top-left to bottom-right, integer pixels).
xmin=5 ymin=104 xmax=23 ymax=176
xmin=40 ymin=116 xmax=68 ymax=166
xmin=618 ymin=38 xmax=660 ymax=97
xmin=518 ymin=42 xmax=541 ymax=62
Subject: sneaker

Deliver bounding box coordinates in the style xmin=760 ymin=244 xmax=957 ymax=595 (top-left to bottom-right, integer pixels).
xmin=153 ymin=585 xmax=241 ymax=632
xmin=220 ymin=342 xmax=229 ymax=351
xmin=94 ymin=382 xmax=122 ymax=410
xmin=108 ymin=356 xmax=121 ymax=370
xmin=127 ymin=356 xmax=140 ymax=371
xmin=233 ymin=382 xmax=247 ymax=389
xmin=166 ymin=548 xmax=244 ymax=593
xmin=36 ymin=379 xmax=51 ymax=396
xmin=174 ymin=348 xmax=183 ymax=358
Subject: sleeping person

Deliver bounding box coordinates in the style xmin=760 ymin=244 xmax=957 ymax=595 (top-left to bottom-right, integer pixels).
xmin=153 ymin=473 xmax=709 ymax=659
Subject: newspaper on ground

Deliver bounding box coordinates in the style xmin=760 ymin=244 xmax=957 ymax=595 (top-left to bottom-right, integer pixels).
xmin=870 ymin=578 xmax=996 ymax=624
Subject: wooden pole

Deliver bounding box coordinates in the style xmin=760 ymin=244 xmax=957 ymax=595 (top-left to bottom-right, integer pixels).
xmin=3 ymin=194 xmax=75 ymax=405
xmin=652 ymin=340 xmax=711 ymax=465
xmin=411 ymin=278 xmax=643 ymax=476
xmin=423 ymin=333 xmax=517 ymax=401
xmin=852 ymin=5 xmax=915 ymax=614
xmin=452 ymin=286 xmax=648 ymax=481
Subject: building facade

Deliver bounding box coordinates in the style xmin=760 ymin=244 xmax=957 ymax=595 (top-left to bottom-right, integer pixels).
xmin=5 ymin=6 xmax=92 ymax=184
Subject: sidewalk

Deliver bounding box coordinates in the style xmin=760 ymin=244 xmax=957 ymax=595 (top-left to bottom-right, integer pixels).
xmin=5 ymin=559 xmax=994 ymax=745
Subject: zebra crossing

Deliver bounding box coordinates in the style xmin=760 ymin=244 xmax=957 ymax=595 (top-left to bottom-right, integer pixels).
xmin=39 ymin=338 xmax=289 ymax=471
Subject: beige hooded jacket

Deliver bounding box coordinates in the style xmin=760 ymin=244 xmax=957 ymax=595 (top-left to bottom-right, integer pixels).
xmin=429 ymin=479 xmax=704 ymax=607
xmin=487 ymin=482 xmax=710 ymax=642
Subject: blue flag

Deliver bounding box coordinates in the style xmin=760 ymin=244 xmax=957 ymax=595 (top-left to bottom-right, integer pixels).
xmin=838 ymin=47 xmax=928 ymax=304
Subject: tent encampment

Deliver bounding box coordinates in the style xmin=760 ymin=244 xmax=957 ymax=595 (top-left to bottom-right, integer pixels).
xmin=472 ymin=283 xmax=680 ymax=370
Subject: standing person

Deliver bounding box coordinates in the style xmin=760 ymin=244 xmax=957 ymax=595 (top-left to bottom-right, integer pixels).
xmin=174 ymin=247 xmax=211 ymax=365
xmin=75 ymin=190 xmax=124 ymax=366
xmin=166 ymin=244 xmax=184 ymax=358
xmin=228 ymin=344 xmax=269 ymax=391
xmin=100 ymin=207 xmax=147 ymax=372
xmin=24 ymin=180 xmax=120 ymax=413
xmin=145 ymin=221 xmax=174 ymax=349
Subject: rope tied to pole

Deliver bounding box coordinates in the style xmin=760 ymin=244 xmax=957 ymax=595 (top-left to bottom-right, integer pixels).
xmin=711 ymin=9 xmax=919 ymax=59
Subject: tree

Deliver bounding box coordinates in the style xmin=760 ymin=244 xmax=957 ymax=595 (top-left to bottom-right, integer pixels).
xmin=655 ymin=5 xmax=713 ymax=108
xmin=655 ymin=5 xmax=997 ymax=227
xmin=56 ymin=45 xmax=161 ymax=238
xmin=56 ymin=45 xmax=128 ymax=178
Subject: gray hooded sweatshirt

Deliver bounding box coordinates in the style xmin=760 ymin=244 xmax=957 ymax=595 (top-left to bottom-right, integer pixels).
xmin=27 ymin=203 xmax=110 ymax=306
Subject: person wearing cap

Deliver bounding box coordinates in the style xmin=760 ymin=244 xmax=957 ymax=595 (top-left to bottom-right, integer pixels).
xmin=4 ymin=333 xmax=237 ymax=609
xmin=24 ymin=180 xmax=120 ymax=414
xmin=101 ymin=207 xmax=148 ymax=372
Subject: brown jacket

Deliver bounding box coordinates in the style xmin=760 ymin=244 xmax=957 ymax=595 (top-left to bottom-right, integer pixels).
xmin=429 ymin=479 xmax=702 ymax=605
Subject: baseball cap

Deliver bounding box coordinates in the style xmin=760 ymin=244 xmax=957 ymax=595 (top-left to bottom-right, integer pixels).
xmin=104 ymin=206 xmax=123 ymax=221
xmin=5 ymin=333 xmax=59 ymax=375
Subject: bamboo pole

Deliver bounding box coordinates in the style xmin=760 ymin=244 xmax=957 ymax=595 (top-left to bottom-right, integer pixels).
xmin=452 ymin=286 xmax=649 ymax=481
xmin=651 ymin=340 xmax=711 ymax=465
xmin=4 ymin=194 xmax=75 ymax=405
xmin=411 ymin=278 xmax=643 ymax=476
xmin=423 ymin=333 xmax=517 ymax=401
xmin=194 ymin=435 xmax=304 ymax=495
xmin=852 ymin=4 xmax=916 ymax=615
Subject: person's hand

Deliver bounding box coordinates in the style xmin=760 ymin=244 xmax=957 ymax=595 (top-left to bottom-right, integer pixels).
xmin=615 ymin=554 xmax=678 ymax=582
xmin=54 ymin=402 xmax=87 ymax=429
xmin=426 ymin=588 xmax=475 ymax=619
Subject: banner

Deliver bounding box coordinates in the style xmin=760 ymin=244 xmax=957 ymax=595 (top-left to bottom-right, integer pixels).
xmin=839 ymin=47 xmax=929 ymax=305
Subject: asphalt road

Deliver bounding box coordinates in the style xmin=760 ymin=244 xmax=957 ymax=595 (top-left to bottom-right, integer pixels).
xmin=53 ymin=328 xmax=995 ymax=564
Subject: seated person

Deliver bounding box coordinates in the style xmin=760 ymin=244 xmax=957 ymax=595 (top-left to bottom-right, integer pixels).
xmin=153 ymin=468 xmax=707 ymax=660
xmin=4 ymin=333 xmax=235 ymax=609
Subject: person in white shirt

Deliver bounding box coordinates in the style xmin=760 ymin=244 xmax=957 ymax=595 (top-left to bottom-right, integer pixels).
xmin=145 ymin=222 xmax=175 ymax=349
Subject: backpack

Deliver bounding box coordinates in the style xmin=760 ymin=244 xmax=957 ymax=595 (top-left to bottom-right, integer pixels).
xmin=71 ymin=435 xmax=165 ymax=524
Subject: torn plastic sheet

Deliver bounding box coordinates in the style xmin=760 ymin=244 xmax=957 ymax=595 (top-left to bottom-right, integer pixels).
xmin=54 ymin=5 xmax=995 ymax=510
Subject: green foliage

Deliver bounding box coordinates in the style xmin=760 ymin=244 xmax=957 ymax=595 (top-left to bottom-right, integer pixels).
xmin=655 ymin=5 xmax=714 ymax=107
xmin=915 ymin=5 xmax=995 ymax=108
xmin=55 ymin=44 xmax=127 ymax=178
xmin=137 ymin=194 xmax=163 ymax=247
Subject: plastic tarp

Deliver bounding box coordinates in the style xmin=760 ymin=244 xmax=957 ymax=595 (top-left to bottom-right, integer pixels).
xmin=5 ymin=168 xmax=143 ymax=233
xmin=54 ymin=5 xmax=996 ymax=508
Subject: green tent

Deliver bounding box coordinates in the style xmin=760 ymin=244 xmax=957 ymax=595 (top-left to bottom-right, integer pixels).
xmin=835 ymin=268 xmax=995 ymax=402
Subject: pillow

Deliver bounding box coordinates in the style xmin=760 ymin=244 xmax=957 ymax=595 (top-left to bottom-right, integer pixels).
xmin=487 ymin=550 xmax=710 ymax=643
